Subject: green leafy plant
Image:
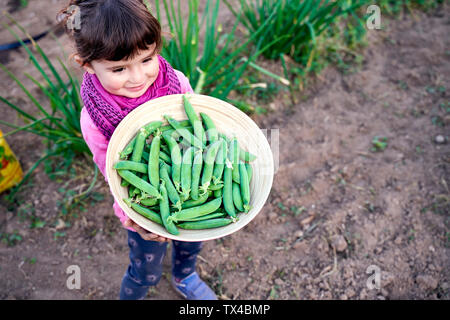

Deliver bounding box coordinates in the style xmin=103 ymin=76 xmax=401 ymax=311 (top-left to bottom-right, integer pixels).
xmin=377 ymin=0 xmax=443 ymax=15
xmin=154 ymin=0 xmax=280 ymax=110
xmin=0 ymin=230 xmax=22 ymax=247
xmin=20 ymin=0 xmax=29 ymax=8
xmin=223 ymin=0 xmax=369 ymax=65
xmin=336 ymin=0 xmax=370 ymax=49
xmin=371 ymin=136 xmax=388 ymax=152
xmin=0 ymin=13 xmax=97 ymax=200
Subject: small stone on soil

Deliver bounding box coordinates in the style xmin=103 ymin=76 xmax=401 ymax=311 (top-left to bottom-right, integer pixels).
xmin=331 ymin=235 xmax=348 ymax=252
xmin=434 ymin=135 xmax=446 ymax=144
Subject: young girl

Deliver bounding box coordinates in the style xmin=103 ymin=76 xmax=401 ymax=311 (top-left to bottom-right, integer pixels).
xmin=57 ymin=0 xmax=217 ymax=300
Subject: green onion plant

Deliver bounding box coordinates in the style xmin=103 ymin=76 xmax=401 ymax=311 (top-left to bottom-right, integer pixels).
xmin=223 ymin=0 xmax=369 ymax=65
xmin=0 ymin=13 xmax=97 ymax=201
xmin=154 ymin=0 xmax=281 ymax=110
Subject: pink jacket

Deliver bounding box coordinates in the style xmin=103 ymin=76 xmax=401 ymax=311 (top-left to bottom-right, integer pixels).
xmin=80 ymin=70 xmax=193 ymax=230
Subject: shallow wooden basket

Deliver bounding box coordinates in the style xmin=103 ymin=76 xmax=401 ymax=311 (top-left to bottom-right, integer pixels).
xmin=106 ymin=94 xmax=274 ymax=241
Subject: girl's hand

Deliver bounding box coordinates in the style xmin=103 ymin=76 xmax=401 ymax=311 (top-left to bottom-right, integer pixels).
xmin=124 ymin=218 xmax=170 ymax=242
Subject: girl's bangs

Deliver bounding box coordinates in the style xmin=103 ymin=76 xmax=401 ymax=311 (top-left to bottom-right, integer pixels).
xmin=99 ymin=23 xmax=160 ymax=62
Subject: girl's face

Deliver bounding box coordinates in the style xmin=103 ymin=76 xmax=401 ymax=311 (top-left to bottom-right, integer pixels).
xmin=77 ymin=44 xmax=159 ymax=98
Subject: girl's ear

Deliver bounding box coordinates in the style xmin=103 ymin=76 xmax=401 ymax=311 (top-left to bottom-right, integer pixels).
xmin=74 ymin=54 xmax=95 ymax=74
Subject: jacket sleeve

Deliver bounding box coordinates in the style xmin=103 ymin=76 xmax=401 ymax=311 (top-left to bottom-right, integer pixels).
xmin=80 ymin=107 xmax=133 ymax=228
xmin=80 ymin=107 xmax=109 ymax=181
xmin=175 ymin=69 xmax=194 ymax=94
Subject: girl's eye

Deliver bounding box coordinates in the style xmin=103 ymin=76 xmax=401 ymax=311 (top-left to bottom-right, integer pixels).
xmin=111 ymin=57 xmax=151 ymax=73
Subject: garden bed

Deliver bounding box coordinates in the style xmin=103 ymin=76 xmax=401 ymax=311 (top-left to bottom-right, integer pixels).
xmin=0 ymin=0 xmax=448 ymax=300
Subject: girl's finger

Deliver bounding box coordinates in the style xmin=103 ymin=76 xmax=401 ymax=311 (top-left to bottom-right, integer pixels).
xmin=125 ymin=219 xmax=169 ymax=242
xmin=124 ymin=219 xmax=133 ymax=228
xmin=127 ymin=220 xmax=152 ymax=238
xmin=146 ymin=233 xmax=169 ymax=242
xmin=143 ymin=232 xmax=157 ymax=240
xmin=128 ymin=219 xmax=149 ymax=234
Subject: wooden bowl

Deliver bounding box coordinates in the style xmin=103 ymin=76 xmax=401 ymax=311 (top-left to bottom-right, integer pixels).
xmin=106 ymin=94 xmax=274 ymax=241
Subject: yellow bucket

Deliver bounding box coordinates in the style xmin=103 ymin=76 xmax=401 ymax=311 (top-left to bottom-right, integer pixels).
xmin=0 ymin=129 xmax=23 ymax=194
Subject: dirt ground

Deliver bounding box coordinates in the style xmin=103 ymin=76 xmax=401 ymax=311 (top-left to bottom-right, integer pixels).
xmin=0 ymin=1 xmax=449 ymax=300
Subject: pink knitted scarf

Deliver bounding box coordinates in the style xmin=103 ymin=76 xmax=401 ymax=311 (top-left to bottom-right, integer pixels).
xmin=80 ymin=55 xmax=181 ymax=140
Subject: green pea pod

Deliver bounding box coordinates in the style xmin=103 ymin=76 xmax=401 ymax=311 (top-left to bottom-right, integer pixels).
xmin=239 ymin=161 xmax=251 ymax=213
xmin=132 ymin=186 xmax=141 ymax=196
xmin=219 ymin=132 xmax=257 ymax=163
xmin=164 ymin=115 xmax=205 ymax=150
xmin=160 ymin=143 xmax=171 ymax=155
xmin=128 ymin=185 xmax=136 ymax=198
xmin=163 ymin=127 xmax=194 ymax=140
xmin=181 ymin=190 xmax=211 ymax=209
xmin=190 ymin=149 xmax=203 ymax=200
xmin=159 ymin=180 xmax=179 ymax=235
xmin=230 ymin=137 xmax=240 ymax=184
xmin=181 ymin=211 xmax=227 ymax=222
xmin=177 ymin=218 xmax=234 ymax=230
xmin=239 ymin=149 xmax=257 ymax=162
xmin=212 ymin=138 xmax=227 ymax=186
xmin=161 ymin=119 xmax=190 ymax=132
xmin=159 ymin=150 xmax=172 ymax=164
xmin=200 ymin=112 xmax=218 ymax=143
xmin=130 ymin=121 xmax=162 ymax=162
xmin=199 ymin=140 xmax=222 ymax=196
xmin=159 ymin=160 xmax=182 ymax=212
xmin=208 ymin=183 xmax=223 ymax=191
xmin=123 ymin=198 xmax=162 ymax=225
xmin=162 ymin=132 xmax=182 ymax=193
xmin=223 ymin=159 xmax=236 ymax=218
xmin=113 ymin=160 xmax=147 ymax=174
xmin=213 ymin=188 xmax=223 ymax=198
xmin=178 ymin=136 xmax=194 ymax=149
xmin=139 ymin=197 xmax=158 ymax=207
xmin=121 ymin=179 xmax=130 ymax=187
xmin=169 ymin=197 xmax=222 ymax=223
xmin=131 ymin=127 xmax=148 ymax=163
xmin=165 ymin=163 xmax=172 ymax=176
xmin=117 ymin=170 xmax=161 ymax=200
xmin=232 ymin=182 xmax=244 ymax=212
xmin=119 ymin=135 xmax=137 ymax=160
xmin=183 ymin=95 xmax=207 ymax=146
xmin=148 ymin=131 xmax=161 ymax=191
xmin=142 ymin=150 xmax=149 ymax=163
xmin=142 ymin=120 xmax=163 ymax=135
xmin=180 ymin=146 xmax=195 ymax=201
xmin=245 ymin=162 xmax=253 ymax=182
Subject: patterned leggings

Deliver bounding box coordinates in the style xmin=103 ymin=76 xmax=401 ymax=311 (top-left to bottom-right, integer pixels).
xmin=119 ymin=230 xmax=203 ymax=300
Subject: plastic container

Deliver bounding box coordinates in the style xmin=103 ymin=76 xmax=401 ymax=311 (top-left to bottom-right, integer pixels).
xmin=0 ymin=129 xmax=23 ymax=194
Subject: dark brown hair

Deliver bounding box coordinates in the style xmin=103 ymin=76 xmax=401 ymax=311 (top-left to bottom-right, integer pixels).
xmin=57 ymin=0 xmax=162 ymax=67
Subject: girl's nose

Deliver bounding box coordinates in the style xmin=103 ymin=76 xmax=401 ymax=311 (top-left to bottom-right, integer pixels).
xmin=128 ymin=66 xmax=145 ymax=84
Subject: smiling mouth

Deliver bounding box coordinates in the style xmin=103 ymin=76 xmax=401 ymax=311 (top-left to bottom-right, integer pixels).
xmin=127 ymin=83 xmax=146 ymax=90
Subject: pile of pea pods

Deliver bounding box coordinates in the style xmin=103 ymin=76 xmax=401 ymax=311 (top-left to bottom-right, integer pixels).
xmin=114 ymin=95 xmax=256 ymax=236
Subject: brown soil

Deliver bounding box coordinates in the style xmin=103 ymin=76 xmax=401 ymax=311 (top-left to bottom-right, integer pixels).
xmin=0 ymin=1 xmax=449 ymax=300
